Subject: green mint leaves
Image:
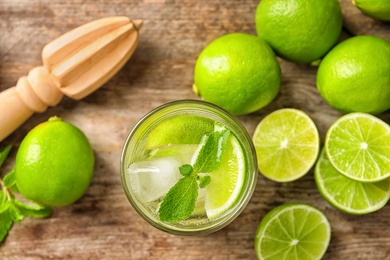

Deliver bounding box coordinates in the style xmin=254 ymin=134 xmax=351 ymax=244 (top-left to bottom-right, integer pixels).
xmin=158 ymin=175 xmax=198 ymax=222
xmin=193 ymin=130 xmax=230 ymax=173
xmin=0 ymin=145 xmax=52 ymax=244
xmin=158 ymin=129 xmax=230 ymax=222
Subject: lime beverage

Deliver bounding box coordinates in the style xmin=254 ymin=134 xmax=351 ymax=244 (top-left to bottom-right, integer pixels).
xmin=120 ymin=100 xmax=257 ymax=235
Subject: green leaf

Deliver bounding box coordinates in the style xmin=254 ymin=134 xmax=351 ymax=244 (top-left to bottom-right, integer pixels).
xmin=2 ymin=170 xmax=16 ymax=188
xmin=158 ymin=176 xmax=198 ymax=222
xmin=193 ymin=130 xmax=230 ymax=173
xmin=14 ymin=200 xmax=53 ymax=218
xmin=0 ymin=198 xmax=10 ymax=215
xmin=0 ymin=190 xmax=5 ymax=205
xmin=0 ymin=145 xmax=12 ymax=168
xmin=0 ymin=210 xmax=13 ymax=243
xmin=8 ymin=204 xmax=24 ymax=222
xmin=179 ymin=164 xmax=193 ymax=176
xmin=198 ymin=175 xmax=211 ymax=188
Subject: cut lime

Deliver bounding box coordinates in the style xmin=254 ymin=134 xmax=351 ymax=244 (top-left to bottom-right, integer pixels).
xmin=148 ymin=144 xmax=199 ymax=164
xmin=255 ymin=203 xmax=331 ymax=260
xmin=145 ymin=116 xmax=214 ymax=149
xmin=325 ymin=112 xmax=390 ymax=183
xmin=205 ymin=134 xmax=246 ymax=219
xmin=253 ymin=109 xmax=320 ymax=182
xmin=315 ymin=149 xmax=390 ymax=214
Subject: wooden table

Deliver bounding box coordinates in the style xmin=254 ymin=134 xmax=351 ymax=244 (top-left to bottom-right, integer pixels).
xmin=1 ymin=0 xmax=389 ymax=259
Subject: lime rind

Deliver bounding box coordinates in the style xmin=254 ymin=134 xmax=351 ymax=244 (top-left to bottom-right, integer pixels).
xmin=253 ymin=108 xmax=320 ymax=182
xmin=205 ymin=134 xmax=246 ymax=219
xmin=325 ymin=113 xmax=390 ymax=183
xmin=315 ymin=149 xmax=390 ymax=214
xmin=255 ymin=203 xmax=331 ymax=260
xmin=145 ymin=116 xmax=214 ymax=150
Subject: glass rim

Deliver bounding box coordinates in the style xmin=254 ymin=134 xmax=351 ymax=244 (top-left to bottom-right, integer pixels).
xmin=120 ymin=99 xmax=258 ymax=236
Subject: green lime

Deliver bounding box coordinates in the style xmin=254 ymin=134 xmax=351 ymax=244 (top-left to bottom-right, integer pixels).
xmin=148 ymin=144 xmax=199 ymax=164
xmin=193 ymin=33 xmax=281 ymax=115
xmin=315 ymin=149 xmax=390 ymax=215
xmin=255 ymin=0 xmax=342 ymax=63
xmin=353 ymin=0 xmax=390 ymax=21
xmin=145 ymin=116 xmax=214 ymax=149
xmin=14 ymin=116 xmax=94 ymax=207
xmin=205 ymin=134 xmax=246 ymax=219
xmin=325 ymin=113 xmax=390 ymax=183
xmin=255 ymin=203 xmax=331 ymax=260
xmin=253 ymin=109 xmax=320 ymax=182
xmin=317 ymin=35 xmax=390 ymax=114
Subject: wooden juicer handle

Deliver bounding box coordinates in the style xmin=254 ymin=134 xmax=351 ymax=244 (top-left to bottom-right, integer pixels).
xmin=0 ymin=16 xmax=142 ymax=142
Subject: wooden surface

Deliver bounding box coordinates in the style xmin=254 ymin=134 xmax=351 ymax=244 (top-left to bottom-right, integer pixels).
xmin=1 ymin=0 xmax=390 ymax=259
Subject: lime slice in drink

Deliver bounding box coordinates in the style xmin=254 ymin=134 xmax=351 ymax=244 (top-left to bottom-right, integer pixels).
xmin=253 ymin=109 xmax=320 ymax=182
xmin=255 ymin=203 xmax=331 ymax=260
xmin=325 ymin=112 xmax=390 ymax=182
xmin=146 ymin=116 xmax=214 ymax=150
xmin=205 ymin=134 xmax=246 ymax=219
xmin=148 ymin=144 xmax=199 ymax=164
xmin=315 ymin=149 xmax=390 ymax=214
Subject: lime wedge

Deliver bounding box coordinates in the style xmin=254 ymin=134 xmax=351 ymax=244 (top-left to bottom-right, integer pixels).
xmin=325 ymin=112 xmax=390 ymax=182
xmin=146 ymin=116 xmax=214 ymax=150
xmin=148 ymin=144 xmax=199 ymax=164
xmin=205 ymin=134 xmax=246 ymax=219
xmin=253 ymin=109 xmax=320 ymax=182
xmin=255 ymin=204 xmax=331 ymax=260
xmin=315 ymin=149 xmax=390 ymax=214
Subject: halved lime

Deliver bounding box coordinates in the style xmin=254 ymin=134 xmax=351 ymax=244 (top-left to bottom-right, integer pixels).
xmin=315 ymin=149 xmax=390 ymax=214
xmin=253 ymin=109 xmax=320 ymax=182
xmin=205 ymin=134 xmax=246 ymax=219
xmin=255 ymin=203 xmax=331 ymax=260
xmin=145 ymin=116 xmax=214 ymax=150
xmin=325 ymin=112 xmax=390 ymax=182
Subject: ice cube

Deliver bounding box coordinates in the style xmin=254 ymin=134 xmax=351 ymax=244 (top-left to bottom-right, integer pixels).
xmin=127 ymin=156 xmax=182 ymax=203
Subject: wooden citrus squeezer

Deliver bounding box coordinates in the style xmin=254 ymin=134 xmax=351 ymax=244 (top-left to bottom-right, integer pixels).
xmin=0 ymin=16 xmax=142 ymax=142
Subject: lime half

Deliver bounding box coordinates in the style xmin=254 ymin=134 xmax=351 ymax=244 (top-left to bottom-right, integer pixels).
xmin=315 ymin=149 xmax=390 ymax=214
xmin=253 ymin=109 xmax=320 ymax=182
xmin=205 ymin=134 xmax=246 ymax=219
xmin=325 ymin=113 xmax=390 ymax=182
xmin=255 ymin=203 xmax=331 ymax=260
xmin=146 ymin=116 xmax=214 ymax=149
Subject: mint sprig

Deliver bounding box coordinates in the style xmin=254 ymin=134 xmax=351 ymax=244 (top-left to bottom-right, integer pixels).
xmin=158 ymin=129 xmax=230 ymax=222
xmin=0 ymin=145 xmax=52 ymax=244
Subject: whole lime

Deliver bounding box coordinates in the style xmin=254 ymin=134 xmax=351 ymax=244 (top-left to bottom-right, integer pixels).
xmin=354 ymin=0 xmax=390 ymax=21
xmin=14 ymin=116 xmax=94 ymax=207
xmin=316 ymin=35 xmax=390 ymax=114
xmin=255 ymin=0 xmax=343 ymax=63
xmin=193 ymin=33 xmax=281 ymax=115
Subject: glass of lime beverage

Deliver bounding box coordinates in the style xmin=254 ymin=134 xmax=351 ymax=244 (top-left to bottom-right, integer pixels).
xmin=120 ymin=100 xmax=257 ymax=235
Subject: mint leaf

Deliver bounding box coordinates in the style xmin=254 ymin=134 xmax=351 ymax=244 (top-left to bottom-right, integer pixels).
xmin=0 ymin=145 xmax=12 ymax=168
xmin=14 ymin=200 xmax=52 ymax=218
xmin=158 ymin=176 xmax=198 ymax=222
xmin=193 ymin=130 xmax=230 ymax=173
xmin=0 ymin=196 xmax=10 ymax=214
xmin=3 ymin=170 xmax=19 ymax=193
xmin=8 ymin=204 xmax=23 ymax=222
xmin=198 ymin=175 xmax=211 ymax=188
xmin=179 ymin=164 xmax=193 ymax=176
xmin=0 ymin=210 xmax=13 ymax=243
xmin=2 ymin=170 xmax=15 ymax=189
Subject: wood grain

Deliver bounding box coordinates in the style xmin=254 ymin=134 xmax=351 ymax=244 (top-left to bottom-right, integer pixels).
xmin=1 ymin=0 xmax=390 ymax=259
